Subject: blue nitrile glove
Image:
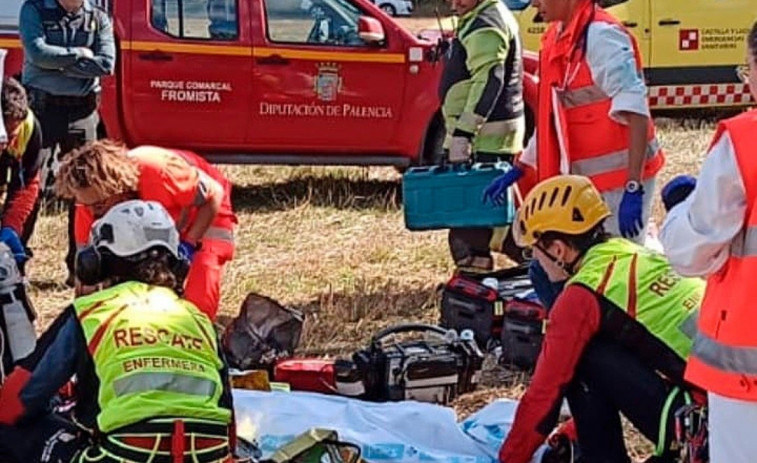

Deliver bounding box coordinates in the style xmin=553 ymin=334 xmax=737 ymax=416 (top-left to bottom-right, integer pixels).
xmin=178 ymin=241 xmax=197 ymax=263
xmin=661 ymin=175 xmax=697 ymax=212
xmin=483 ymin=166 xmax=523 ymax=206
xmin=618 ymin=189 xmax=644 ymax=238
xmin=0 ymin=227 xmax=27 ymax=264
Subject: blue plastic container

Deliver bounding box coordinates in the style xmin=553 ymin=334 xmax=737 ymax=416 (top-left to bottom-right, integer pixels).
xmin=402 ymin=162 xmax=516 ymax=231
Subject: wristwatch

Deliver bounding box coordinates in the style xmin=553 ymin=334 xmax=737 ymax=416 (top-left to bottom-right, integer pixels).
xmin=625 ymin=180 xmax=643 ymax=194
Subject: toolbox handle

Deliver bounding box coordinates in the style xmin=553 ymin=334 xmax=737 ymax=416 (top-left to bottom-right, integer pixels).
xmin=435 ymin=159 xmax=472 ymax=173
xmin=371 ymin=323 xmax=450 ymax=346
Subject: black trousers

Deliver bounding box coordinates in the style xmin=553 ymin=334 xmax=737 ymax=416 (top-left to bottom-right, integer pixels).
xmin=0 ymin=413 xmax=87 ymax=463
xmin=567 ymin=339 xmax=689 ymax=463
xmin=28 ymin=89 xmax=99 ymax=276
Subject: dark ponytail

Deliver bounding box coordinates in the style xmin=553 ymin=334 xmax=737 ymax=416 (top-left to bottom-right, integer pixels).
xmin=750 ymin=21 xmax=757 ymax=62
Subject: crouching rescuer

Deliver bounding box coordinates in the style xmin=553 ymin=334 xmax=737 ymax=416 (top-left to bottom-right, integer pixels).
xmin=0 ymin=200 xmax=234 ymax=463
xmin=498 ymin=176 xmax=705 ymax=463
xmin=55 ymin=140 xmax=237 ymax=319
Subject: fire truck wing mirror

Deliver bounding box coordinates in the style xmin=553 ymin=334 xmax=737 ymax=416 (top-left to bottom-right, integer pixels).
xmin=358 ymin=16 xmax=385 ymax=44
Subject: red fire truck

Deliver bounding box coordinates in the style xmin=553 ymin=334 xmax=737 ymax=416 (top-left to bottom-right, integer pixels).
xmin=3 ymin=0 xmax=530 ymax=167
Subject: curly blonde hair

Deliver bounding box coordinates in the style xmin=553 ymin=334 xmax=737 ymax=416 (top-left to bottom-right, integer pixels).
xmin=55 ymin=139 xmax=140 ymax=199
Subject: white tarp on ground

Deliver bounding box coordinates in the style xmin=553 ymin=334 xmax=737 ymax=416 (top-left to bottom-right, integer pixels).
xmin=233 ymin=390 xmax=547 ymax=463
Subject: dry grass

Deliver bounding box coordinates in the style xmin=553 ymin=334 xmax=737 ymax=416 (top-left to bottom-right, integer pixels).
xmin=24 ymin=116 xmax=720 ymax=461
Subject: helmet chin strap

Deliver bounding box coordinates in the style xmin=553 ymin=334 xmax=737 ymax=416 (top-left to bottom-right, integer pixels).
xmin=534 ymin=243 xmax=581 ymax=276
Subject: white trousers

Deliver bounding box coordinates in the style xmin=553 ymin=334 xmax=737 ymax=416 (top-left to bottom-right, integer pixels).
xmin=708 ymin=392 xmax=757 ymax=463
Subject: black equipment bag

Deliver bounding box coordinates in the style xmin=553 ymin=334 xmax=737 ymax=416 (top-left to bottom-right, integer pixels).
xmin=440 ymin=264 xmax=534 ymax=348
xmin=352 ymin=323 xmax=483 ymax=405
xmin=221 ymin=292 xmax=304 ymax=372
xmin=499 ymin=296 xmax=547 ymax=371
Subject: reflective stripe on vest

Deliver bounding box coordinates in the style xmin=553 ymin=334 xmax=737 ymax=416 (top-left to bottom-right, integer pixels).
xmin=571 ymin=137 xmax=660 ymax=178
xmin=555 ymin=83 xmax=607 ymax=109
xmin=680 ymin=309 xmax=700 ymax=340
xmin=685 ymin=110 xmax=757 ymax=400
xmin=692 ymin=332 xmax=757 ymax=376
xmin=114 ymin=372 xmax=217 ymax=397
xmin=568 ymin=239 xmax=704 ymax=360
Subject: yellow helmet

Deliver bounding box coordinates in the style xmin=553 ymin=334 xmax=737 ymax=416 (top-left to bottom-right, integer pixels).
xmin=513 ymin=175 xmax=611 ymax=247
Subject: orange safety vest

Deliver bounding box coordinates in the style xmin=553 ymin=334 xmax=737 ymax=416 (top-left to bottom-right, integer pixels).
xmin=535 ymin=0 xmax=664 ymax=191
xmin=685 ymin=109 xmax=757 ymax=401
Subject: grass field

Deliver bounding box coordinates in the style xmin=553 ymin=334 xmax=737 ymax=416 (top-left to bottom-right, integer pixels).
xmin=18 ymin=19 xmax=730 ymax=462
xmin=24 ymin=116 xmax=718 ymax=461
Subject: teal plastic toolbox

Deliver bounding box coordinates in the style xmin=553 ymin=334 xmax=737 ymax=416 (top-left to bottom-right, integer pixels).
xmin=402 ymin=162 xmax=516 ymax=231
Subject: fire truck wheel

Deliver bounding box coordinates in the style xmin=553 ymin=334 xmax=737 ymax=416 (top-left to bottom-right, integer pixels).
xmin=422 ymin=117 xmax=446 ymax=166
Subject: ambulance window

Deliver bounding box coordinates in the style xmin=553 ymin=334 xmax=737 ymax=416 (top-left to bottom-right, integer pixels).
xmin=151 ymin=0 xmax=239 ymax=40
xmin=264 ymin=0 xmax=369 ymax=47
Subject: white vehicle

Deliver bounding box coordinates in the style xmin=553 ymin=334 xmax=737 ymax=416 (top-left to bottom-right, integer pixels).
xmin=0 ymin=0 xmax=20 ymax=32
xmin=370 ymin=0 xmax=413 ymax=17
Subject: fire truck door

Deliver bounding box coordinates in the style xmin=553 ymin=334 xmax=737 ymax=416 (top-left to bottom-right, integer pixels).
xmin=128 ymin=0 xmax=251 ymax=148
xmin=251 ymin=0 xmax=407 ymax=153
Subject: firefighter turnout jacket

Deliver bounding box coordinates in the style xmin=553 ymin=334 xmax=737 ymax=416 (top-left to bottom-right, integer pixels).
xmin=439 ymin=0 xmax=525 ymax=158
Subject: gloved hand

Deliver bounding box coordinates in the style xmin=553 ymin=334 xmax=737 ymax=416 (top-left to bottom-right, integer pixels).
xmin=0 ymin=227 xmax=27 ymax=264
xmin=618 ymin=189 xmax=644 ymax=239
xmin=448 ymin=136 xmax=472 ymax=163
xmin=483 ymin=166 xmax=523 ymax=206
xmin=661 ymin=175 xmax=697 ymax=212
xmin=178 ymin=240 xmax=197 ymax=263
xmin=541 ymin=419 xmax=579 ymax=463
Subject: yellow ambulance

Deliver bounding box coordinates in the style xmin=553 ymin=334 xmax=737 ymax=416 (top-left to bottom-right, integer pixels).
xmin=505 ymin=0 xmax=755 ymax=109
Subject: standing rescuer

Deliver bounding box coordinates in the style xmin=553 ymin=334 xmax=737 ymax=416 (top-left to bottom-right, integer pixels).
xmin=0 ymin=200 xmax=234 ymax=463
xmin=659 ymin=21 xmax=757 ymax=463
xmin=483 ymin=0 xmax=664 ymax=307
xmin=498 ymin=175 xmax=704 ymax=463
xmin=18 ymin=0 xmax=115 ymax=285
xmin=55 ymin=140 xmax=237 ymax=320
xmin=440 ymin=0 xmax=525 ymax=272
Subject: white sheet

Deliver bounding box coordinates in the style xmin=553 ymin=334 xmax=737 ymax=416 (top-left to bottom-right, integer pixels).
xmin=232 ymin=390 xmax=547 ymax=463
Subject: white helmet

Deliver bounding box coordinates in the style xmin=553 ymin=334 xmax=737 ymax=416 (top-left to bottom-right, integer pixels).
xmin=0 ymin=242 xmax=22 ymax=288
xmin=89 ymin=200 xmax=179 ymax=259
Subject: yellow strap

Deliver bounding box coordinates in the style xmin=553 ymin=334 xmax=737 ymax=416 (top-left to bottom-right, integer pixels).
xmin=6 ymin=110 xmax=35 ymax=159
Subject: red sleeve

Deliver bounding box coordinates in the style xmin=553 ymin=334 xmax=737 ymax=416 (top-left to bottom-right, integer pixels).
xmin=74 ymin=204 xmax=94 ymax=246
xmin=1 ymin=174 xmax=39 ymax=234
xmin=1 ymin=119 xmax=43 ymax=234
xmin=499 ymin=285 xmax=601 ymax=463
